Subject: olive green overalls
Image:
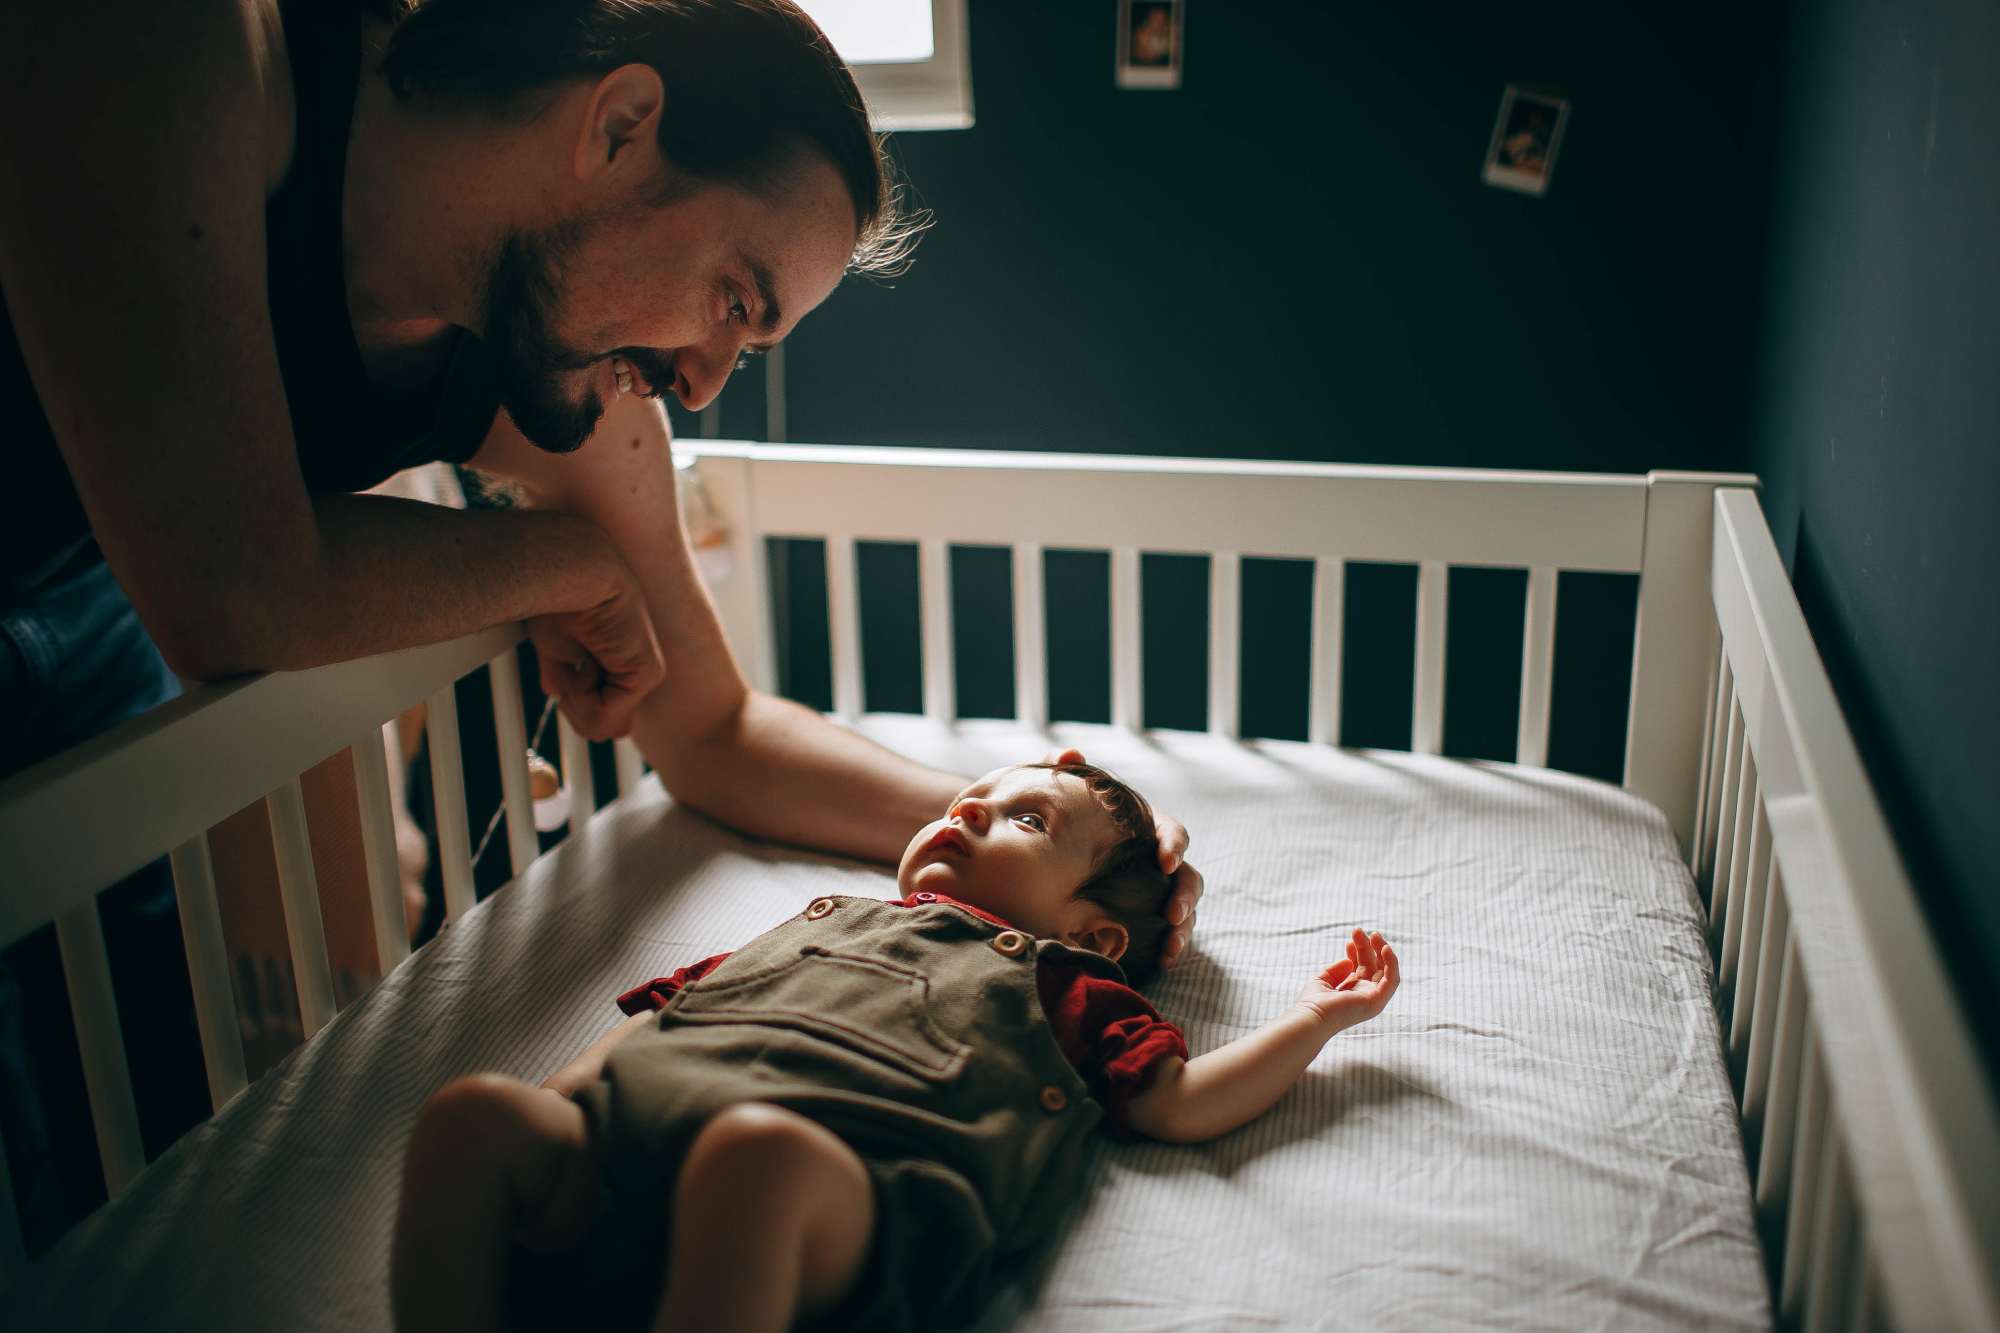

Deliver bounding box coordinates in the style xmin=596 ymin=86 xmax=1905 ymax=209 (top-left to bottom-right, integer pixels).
xmin=572 ymin=894 xmax=1123 ymax=1330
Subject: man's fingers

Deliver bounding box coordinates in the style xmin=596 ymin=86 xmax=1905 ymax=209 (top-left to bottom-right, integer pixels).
xmin=1165 ymin=861 xmax=1202 ymax=925
xmin=1039 ymin=747 xmax=1086 ymax=767
xmin=1156 ymin=817 xmax=1191 ymax=875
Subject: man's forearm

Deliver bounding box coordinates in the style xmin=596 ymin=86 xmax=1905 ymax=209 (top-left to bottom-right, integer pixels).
xmin=1128 ymin=1007 xmax=1336 ymax=1143
xmin=176 ymin=492 xmax=624 ymax=679
xmin=644 ymin=689 xmax=964 ymax=865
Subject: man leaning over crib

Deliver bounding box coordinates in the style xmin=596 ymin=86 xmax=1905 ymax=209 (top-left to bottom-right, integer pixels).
xmin=0 ymin=2 xmax=1203 ymax=934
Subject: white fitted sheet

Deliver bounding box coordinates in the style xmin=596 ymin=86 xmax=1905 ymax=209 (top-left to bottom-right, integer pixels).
xmin=7 ymin=720 xmax=1769 ymax=1330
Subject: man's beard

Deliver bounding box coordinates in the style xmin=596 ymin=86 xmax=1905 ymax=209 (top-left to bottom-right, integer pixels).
xmin=481 ymin=225 xmax=603 ymax=455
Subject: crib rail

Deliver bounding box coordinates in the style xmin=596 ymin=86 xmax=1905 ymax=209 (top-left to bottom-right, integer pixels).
xmin=684 ymin=442 xmax=1747 ymax=853
xmin=1692 ymin=489 xmax=1999 ymax=1331
xmin=0 ymin=622 xmax=561 ymax=1282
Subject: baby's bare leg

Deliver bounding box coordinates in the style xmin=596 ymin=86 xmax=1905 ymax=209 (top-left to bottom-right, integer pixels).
xmin=653 ymin=1102 xmax=875 ymax=1333
xmin=390 ymin=1073 xmax=598 ymax=1332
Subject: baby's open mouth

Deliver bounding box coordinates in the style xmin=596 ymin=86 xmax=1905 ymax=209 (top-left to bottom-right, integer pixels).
xmin=924 ymin=827 xmax=970 ymax=858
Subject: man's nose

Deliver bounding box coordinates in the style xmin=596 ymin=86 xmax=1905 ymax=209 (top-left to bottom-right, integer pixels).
xmin=674 ymin=342 xmax=740 ymax=412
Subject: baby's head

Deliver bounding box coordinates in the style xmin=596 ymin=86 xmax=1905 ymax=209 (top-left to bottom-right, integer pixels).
xmin=897 ymin=761 xmax=1172 ymax=983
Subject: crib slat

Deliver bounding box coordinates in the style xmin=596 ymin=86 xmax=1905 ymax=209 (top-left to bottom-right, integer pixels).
xmin=54 ymin=900 xmax=146 ymax=1195
xmin=167 ymin=832 xmax=249 ymax=1111
xmin=1515 ymin=566 xmax=1557 ymax=767
xmin=1112 ymin=546 xmax=1142 ymax=729
xmin=1709 ymin=699 xmax=1745 ymax=914
xmin=267 ymin=778 xmax=338 ymax=1038
xmin=1413 ymin=560 xmax=1447 ymax=755
xmin=558 ymin=715 xmax=595 ymax=840
xmin=826 ymin=534 xmax=862 ymax=719
xmin=1727 ymin=805 xmax=1773 ymax=1064
xmin=921 ymin=538 xmax=955 ymax=724
xmin=1781 ymin=1034 xmax=1830 ymax=1324
xmin=1741 ymin=867 xmax=1791 ymax=1132
xmin=1308 ymin=556 xmax=1345 ymax=747
xmin=1757 ymin=941 xmax=1808 ymax=1231
xmin=1209 ymin=551 xmax=1240 ymax=739
xmin=1013 ymin=543 xmax=1047 ymax=731
xmin=613 ymin=739 xmax=645 ymax=797
xmin=1719 ymin=776 xmax=1762 ymax=994
xmin=1695 ymin=652 xmax=1734 ymax=881
xmin=351 ymin=724 xmax=411 ymax=975
xmin=487 ymin=648 xmax=539 ymax=876
xmin=1716 ymin=744 xmax=1758 ymax=956
xmin=1804 ymin=1128 xmax=1856 ymax=1333
xmin=426 ymin=684 xmax=477 ymax=921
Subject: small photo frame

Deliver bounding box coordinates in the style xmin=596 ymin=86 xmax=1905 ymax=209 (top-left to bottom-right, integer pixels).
xmin=1482 ymin=86 xmax=1569 ymax=196
xmin=1117 ymin=0 xmax=1183 ymax=90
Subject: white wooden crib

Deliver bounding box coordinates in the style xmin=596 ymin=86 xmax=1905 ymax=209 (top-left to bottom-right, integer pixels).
xmin=0 ymin=443 xmax=1993 ymax=1330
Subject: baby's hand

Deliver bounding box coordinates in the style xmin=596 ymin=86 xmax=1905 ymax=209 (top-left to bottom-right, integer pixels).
xmin=1294 ymin=929 xmax=1399 ymax=1031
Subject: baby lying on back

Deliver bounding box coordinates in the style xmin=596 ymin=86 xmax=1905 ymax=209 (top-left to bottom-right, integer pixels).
xmin=392 ymin=760 xmax=1399 ymax=1331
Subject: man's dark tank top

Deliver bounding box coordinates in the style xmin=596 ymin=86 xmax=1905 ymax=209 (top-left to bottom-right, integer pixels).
xmin=0 ymin=0 xmax=501 ymax=598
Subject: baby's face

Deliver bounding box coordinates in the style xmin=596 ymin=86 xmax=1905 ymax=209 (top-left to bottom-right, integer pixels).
xmin=897 ymin=766 xmax=1119 ymax=943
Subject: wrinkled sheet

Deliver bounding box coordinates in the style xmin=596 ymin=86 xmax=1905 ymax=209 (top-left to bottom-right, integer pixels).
xmin=7 ymin=720 xmax=1769 ymax=1330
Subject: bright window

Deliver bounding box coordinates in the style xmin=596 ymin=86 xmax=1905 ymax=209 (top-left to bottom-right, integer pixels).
xmin=796 ymin=0 xmax=972 ymax=130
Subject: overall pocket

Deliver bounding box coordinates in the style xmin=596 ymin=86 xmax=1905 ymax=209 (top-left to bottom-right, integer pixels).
xmin=666 ymin=946 xmax=971 ymax=1082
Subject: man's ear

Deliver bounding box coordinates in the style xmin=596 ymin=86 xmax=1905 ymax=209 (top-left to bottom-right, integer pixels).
xmin=573 ymin=63 xmax=665 ymax=183
xmin=1063 ymin=917 xmax=1130 ymax=963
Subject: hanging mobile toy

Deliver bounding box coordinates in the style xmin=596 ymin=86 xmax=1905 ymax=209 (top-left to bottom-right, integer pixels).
xmin=469 ymin=696 xmax=570 ymax=870
xmin=527 ymin=746 xmax=570 ymax=831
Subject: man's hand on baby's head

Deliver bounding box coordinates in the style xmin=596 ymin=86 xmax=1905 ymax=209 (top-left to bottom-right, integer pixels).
xmin=1295 ymin=929 xmax=1399 ymax=1031
xmin=1039 ymin=746 xmax=1204 ymax=970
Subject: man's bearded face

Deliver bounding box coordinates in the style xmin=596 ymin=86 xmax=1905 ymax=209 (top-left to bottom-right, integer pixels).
xmin=482 ymin=225 xmax=609 ymax=455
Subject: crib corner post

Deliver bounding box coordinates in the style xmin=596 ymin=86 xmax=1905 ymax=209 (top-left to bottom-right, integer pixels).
xmin=687 ymin=450 xmax=776 ymax=695
xmin=1625 ymin=474 xmax=1732 ymax=854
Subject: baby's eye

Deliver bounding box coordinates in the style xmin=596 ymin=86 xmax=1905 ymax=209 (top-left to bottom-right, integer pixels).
xmin=1015 ymin=812 xmax=1047 ymax=833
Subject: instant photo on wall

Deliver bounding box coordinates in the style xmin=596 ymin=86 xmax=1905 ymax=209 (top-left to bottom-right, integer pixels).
xmin=1116 ymin=0 xmax=1182 ymax=90
xmin=1482 ymin=86 xmax=1569 ymax=196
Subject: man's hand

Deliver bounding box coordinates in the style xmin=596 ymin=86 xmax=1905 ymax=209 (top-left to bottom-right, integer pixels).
xmin=526 ymin=575 xmax=666 ymax=741
xmin=1042 ymin=746 xmax=1205 ymax=970
xmin=1295 ymin=929 xmax=1399 ymax=1031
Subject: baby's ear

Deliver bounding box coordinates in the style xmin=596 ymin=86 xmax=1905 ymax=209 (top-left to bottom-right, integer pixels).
xmin=1063 ymin=917 xmax=1129 ymax=963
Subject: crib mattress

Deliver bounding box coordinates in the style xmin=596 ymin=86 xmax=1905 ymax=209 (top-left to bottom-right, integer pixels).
xmin=7 ymin=720 xmax=1770 ymax=1331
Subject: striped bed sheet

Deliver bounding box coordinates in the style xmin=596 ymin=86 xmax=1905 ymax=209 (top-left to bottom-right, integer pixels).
xmin=6 ymin=720 xmax=1769 ymax=1330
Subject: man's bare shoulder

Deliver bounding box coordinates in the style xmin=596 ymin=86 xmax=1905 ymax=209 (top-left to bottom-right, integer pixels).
xmin=2 ymin=0 xmax=297 ymax=194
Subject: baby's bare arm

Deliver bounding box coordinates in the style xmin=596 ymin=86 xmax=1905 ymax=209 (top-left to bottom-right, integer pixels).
xmin=1126 ymin=930 xmax=1398 ymax=1143
xmin=540 ymin=1009 xmax=656 ymax=1097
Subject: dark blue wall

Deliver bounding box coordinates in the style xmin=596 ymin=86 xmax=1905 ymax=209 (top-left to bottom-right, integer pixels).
xmin=686 ymin=0 xmax=1785 ymax=777
xmin=1747 ymin=0 xmax=1999 ymax=1078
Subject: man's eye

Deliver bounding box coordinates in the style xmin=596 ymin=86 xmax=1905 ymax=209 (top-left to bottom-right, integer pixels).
xmin=733 ymin=346 xmax=768 ymax=373
xmin=1015 ymin=813 xmax=1047 ymax=832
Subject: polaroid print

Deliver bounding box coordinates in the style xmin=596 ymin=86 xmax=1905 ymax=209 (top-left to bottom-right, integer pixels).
xmin=1117 ymin=0 xmax=1183 ymax=90
xmin=1482 ymin=86 xmax=1569 ymax=196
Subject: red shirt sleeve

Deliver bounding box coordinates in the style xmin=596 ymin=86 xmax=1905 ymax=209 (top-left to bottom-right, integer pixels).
xmin=1036 ymin=959 xmax=1188 ymax=1136
xmin=616 ymin=951 xmax=732 ymax=1015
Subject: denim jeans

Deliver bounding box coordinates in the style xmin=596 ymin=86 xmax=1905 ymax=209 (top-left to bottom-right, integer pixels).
xmin=1 ymin=547 xmax=204 ymax=1254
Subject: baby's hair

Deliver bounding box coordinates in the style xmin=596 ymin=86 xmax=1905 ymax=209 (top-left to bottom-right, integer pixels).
xmin=1026 ymin=762 xmax=1173 ymax=985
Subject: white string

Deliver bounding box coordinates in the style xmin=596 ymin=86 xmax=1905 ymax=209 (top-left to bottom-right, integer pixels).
xmin=469 ymin=695 xmax=560 ymax=872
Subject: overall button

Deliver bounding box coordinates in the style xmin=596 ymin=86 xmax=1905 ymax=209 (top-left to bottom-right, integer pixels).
xmin=990 ymin=930 xmax=1027 ymax=957
xmin=1039 ymin=1085 xmax=1069 ymax=1113
xmin=805 ymin=897 xmax=837 ymax=920
xmin=912 ymin=892 xmax=937 ymax=903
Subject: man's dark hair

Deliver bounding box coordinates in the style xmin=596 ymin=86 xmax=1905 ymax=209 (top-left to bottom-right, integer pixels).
xmin=377 ymin=0 xmax=923 ymax=274
xmin=1030 ymin=762 xmax=1173 ymax=986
